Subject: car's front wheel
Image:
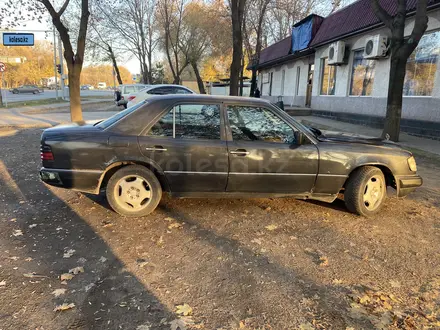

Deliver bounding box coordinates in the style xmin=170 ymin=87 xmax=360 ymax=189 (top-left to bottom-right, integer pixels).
xmin=344 ymin=166 xmax=387 ymax=216
xmin=106 ymin=165 xmax=162 ymax=217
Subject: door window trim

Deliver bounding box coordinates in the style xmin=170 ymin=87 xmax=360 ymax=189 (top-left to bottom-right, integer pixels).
xmin=142 ymin=101 xmax=226 ymax=141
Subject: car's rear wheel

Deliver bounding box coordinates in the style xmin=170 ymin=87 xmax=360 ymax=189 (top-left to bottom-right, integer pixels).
xmin=344 ymin=166 xmax=386 ymax=216
xmin=106 ymin=165 xmax=162 ymax=217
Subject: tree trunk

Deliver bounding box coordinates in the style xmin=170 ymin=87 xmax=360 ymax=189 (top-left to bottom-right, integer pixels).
xmin=239 ymin=55 xmax=244 ymax=96
xmin=68 ymin=65 xmax=83 ymax=122
xmin=191 ymin=61 xmax=206 ymax=94
xmin=109 ymin=46 xmax=123 ymax=85
xmin=230 ymin=0 xmax=245 ymax=96
xmin=382 ymin=54 xmax=407 ymax=141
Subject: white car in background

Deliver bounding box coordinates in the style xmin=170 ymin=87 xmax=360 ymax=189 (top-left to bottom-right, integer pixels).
xmin=126 ymin=84 xmax=195 ymax=108
xmin=115 ymin=84 xmax=149 ymax=108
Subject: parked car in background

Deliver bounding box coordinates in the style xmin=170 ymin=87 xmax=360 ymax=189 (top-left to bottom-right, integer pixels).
xmin=81 ymin=84 xmax=94 ymax=90
xmin=39 ymin=95 xmax=422 ymax=218
xmin=11 ymin=85 xmax=41 ymax=94
xmin=126 ymin=84 xmax=195 ymax=108
xmin=114 ymin=84 xmax=149 ymax=109
xmin=97 ymin=82 xmax=107 ymax=89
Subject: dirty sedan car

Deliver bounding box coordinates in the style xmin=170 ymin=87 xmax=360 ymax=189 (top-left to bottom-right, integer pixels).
xmin=39 ymin=95 xmax=422 ymax=217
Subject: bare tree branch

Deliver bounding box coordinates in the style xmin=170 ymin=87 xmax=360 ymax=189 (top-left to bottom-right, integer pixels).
xmin=371 ymin=0 xmax=393 ymax=30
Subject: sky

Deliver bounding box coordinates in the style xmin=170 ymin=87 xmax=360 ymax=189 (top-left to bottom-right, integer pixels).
xmin=1 ymin=18 xmax=141 ymax=74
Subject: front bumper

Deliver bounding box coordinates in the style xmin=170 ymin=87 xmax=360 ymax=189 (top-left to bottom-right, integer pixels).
xmin=40 ymin=167 xmax=103 ymax=194
xmin=395 ymin=174 xmax=423 ymax=197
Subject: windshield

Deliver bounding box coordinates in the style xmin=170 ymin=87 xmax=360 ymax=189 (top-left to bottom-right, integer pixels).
xmin=270 ymin=102 xmax=320 ymax=138
xmin=96 ymin=101 xmax=147 ymax=129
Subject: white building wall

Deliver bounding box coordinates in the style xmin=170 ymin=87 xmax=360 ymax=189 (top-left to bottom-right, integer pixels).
xmin=259 ymin=57 xmax=311 ymax=107
xmin=311 ymin=8 xmax=440 ymax=122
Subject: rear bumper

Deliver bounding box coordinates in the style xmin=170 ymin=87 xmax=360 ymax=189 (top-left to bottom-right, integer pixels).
xmin=395 ymin=174 xmax=423 ymax=197
xmin=39 ymin=167 xmax=103 ymax=194
xmin=116 ymin=99 xmax=127 ymax=106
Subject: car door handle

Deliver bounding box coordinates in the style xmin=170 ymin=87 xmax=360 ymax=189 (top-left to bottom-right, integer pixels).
xmin=230 ymin=149 xmax=249 ymax=156
xmin=145 ymin=146 xmax=167 ymax=152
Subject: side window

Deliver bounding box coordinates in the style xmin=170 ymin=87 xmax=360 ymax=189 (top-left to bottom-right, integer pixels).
xmin=174 ymin=87 xmax=192 ymax=94
xmin=148 ymin=87 xmax=172 ymax=95
xmin=148 ymin=109 xmax=174 ymax=137
xmin=147 ymin=104 xmax=221 ymax=140
xmin=227 ymin=105 xmax=296 ymax=144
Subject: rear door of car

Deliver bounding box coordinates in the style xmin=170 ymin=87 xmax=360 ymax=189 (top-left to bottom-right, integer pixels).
xmin=224 ymin=103 xmax=319 ymax=194
xmin=138 ymin=101 xmax=229 ymax=192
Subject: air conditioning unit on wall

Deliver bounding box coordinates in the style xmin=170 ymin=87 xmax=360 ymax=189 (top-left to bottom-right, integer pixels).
xmin=363 ymin=35 xmax=388 ymax=59
xmin=328 ymin=41 xmax=345 ymax=65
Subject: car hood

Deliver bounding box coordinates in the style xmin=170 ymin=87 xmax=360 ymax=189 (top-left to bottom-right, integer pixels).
xmin=318 ymin=130 xmax=398 ymax=147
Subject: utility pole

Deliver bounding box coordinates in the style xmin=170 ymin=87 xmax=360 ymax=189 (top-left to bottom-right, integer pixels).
xmin=53 ymin=25 xmax=59 ymax=100
xmin=58 ymin=34 xmax=65 ymax=100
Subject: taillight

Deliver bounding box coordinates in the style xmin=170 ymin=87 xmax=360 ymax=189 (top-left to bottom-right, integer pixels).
xmin=127 ymin=96 xmax=136 ymax=101
xmin=40 ymin=145 xmax=54 ymax=161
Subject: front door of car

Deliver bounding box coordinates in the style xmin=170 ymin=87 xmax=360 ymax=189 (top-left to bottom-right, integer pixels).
xmin=138 ymin=102 xmax=229 ymax=192
xmin=225 ymin=104 xmax=319 ymax=194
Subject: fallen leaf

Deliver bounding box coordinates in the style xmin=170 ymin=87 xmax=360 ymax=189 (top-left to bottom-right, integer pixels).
xmin=168 ymin=222 xmax=182 ymax=230
xmin=389 ymin=280 xmax=401 ymax=288
xmin=69 ymin=266 xmax=84 ymax=275
xmin=265 ymin=224 xmax=278 ymax=231
xmin=99 ymin=256 xmax=107 ymax=263
xmin=23 ymin=273 xmax=48 ymax=278
xmin=170 ymin=317 xmax=194 ymax=330
xmin=25 ymin=257 xmax=32 ymax=261
xmin=0 ymin=280 xmax=6 ymax=286
xmin=60 ymin=273 xmax=74 ymax=281
xmin=28 ymin=224 xmax=37 ymax=228
xmin=332 ymin=279 xmax=343 ymax=285
xmin=319 ymin=256 xmax=329 ymax=267
xmin=63 ymin=249 xmax=75 ymax=258
xmin=53 ymin=303 xmax=75 ymax=312
xmin=299 ymin=323 xmax=315 ymax=330
xmin=176 ymin=303 xmax=192 ymax=316
xmin=164 ymin=217 xmax=174 ymax=222
xmin=51 ymin=288 xmax=67 ymax=297
xmin=136 ymin=324 xmax=151 ymax=330
xmin=12 ymin=230 xmax=23 ymax=237
xmin=157 ymin=236 xmax=164 ymax=246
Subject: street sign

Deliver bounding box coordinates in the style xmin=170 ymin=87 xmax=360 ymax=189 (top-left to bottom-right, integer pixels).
xmin=0 ymin=62 xmax=6 ymax=72
xmin=2 ymin=33 xmax=35 ymax=46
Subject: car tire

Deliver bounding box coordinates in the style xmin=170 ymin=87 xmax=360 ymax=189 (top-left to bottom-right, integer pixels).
xmin=106 ymin=165 xmax=162 ymax=217
xmin=344 ymin=166 xmax=387 ymax=216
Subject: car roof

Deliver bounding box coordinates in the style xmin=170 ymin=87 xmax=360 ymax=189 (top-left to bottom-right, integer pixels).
xmin=119 ymin=84 xmax=149 ymax=87
xmin=145 ymin=94 xmax=272 ymax=105
xmin=144 ymin=84 xmax=193 ymax=90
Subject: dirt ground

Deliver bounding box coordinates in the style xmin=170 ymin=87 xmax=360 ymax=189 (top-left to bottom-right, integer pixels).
xmin=0 ymin=128 xmax=439 ymax=330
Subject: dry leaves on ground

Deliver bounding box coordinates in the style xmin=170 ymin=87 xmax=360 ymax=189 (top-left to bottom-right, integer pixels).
xmin=69 ymin=266 xmax=84 ymax=275
xmin=176 ymin=303 xmax=193 ymax=316
xmin=53 ymin=303 xmax=75 ymax=312
xmin=51 ymin=288 xmax=66 ymax=297
xmin=60 ymin=273 xmax=74 ymax=281
xmin=265 ymin=224 xmax=278 ymax=231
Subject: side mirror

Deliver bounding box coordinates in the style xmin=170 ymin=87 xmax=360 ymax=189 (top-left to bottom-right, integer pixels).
xmin=294 ymin=130 xmax=305 ymax=145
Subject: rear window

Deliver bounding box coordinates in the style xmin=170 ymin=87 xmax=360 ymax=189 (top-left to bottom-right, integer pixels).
xmin=97 ymin=101 xmax=146 ymax=129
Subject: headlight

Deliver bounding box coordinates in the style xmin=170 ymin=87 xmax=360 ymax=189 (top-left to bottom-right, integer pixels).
xmin=407 ymin=156 xmax=417 ymax=172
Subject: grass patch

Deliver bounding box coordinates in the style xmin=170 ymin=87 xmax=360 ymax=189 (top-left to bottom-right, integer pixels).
xmin=0 ymin=98 xmax=69 ymax=108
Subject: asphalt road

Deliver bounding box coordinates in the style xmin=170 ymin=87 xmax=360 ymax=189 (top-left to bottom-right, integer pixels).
xmin=1 ymin=89 xmax=114 ymax=103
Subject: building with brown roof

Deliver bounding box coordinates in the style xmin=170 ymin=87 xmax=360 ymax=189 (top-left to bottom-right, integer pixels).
xmin=256 ymin=0 xmax=440 ymax=138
